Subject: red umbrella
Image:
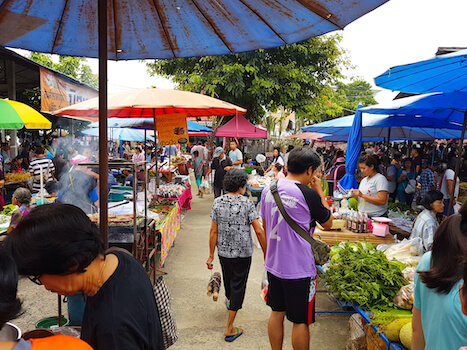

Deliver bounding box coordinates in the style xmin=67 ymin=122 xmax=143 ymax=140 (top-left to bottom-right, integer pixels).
xmin=53 ymin=87 xmax=246 ymax=118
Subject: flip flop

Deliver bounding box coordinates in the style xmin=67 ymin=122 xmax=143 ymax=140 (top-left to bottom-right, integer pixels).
xmin=225 ymin=298 xmax=230 ymax=310
xmin=225 ymin=327 xmax=243 ymax=342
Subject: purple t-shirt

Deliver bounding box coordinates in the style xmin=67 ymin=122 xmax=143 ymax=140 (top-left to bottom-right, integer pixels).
xmin=260 ymin=179 xmax=331 ymax=279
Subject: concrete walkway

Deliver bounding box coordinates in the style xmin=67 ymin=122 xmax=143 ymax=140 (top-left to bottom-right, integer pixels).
xmin=164 ymin=188 xmax=351 ymax=350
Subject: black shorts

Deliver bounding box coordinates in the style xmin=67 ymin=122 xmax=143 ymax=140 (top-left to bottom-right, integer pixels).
xmin=266 ymin=272 xmax=316 ymax=325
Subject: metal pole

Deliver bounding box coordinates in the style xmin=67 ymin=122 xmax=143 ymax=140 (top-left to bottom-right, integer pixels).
xmin=448 ymin=111 xmax=467 ymax=215
xmin=153 ymin=108 xmax=160 ymax=189
xmin=98 ymin=0 xmax=108 ymax=248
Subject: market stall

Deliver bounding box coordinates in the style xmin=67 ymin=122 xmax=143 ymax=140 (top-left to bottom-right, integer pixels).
xmin=316 ymin=239 xmax=422 ymax=350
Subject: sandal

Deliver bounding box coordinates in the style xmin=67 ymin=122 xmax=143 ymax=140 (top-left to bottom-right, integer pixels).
xmin=225 ymin=327 xmax=243 ymax=342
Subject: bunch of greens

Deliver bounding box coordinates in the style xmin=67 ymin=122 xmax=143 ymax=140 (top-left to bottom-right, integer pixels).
xmin=323 ymin=241 xmax=408 ymax=310
xmin=0 ymin=204 xmax=17 ymax=216
xmin=387 ymin=202 xmax=412 ymax=213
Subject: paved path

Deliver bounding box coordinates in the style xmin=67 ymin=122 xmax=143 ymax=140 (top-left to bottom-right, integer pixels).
xmin=164 ymin=187 xmax=351 ymax=350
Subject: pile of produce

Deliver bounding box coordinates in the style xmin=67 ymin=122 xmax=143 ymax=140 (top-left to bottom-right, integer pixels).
xmin=0 ymin=214 xmax=10 ymax=226
xmin=168 ymin=155 xmax=188 ymax=164
xmin=323 ymin=241 xmax=408 ymax=310
xmin=5 ymin=172 xmax=31 ymax=183
xmin=157 ymin=184 xmax=186 ymax=198
xmin=1 ymin=204 xmax=18 ymax=216
xmin=371 ymin=310 xmax=412 ymax=348
xmin=149 ymin=198 xmax=177 ymax=207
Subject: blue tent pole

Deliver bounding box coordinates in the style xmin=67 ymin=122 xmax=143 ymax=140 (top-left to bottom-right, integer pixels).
xmin=120 ymin=140 xmax=123 ymax=158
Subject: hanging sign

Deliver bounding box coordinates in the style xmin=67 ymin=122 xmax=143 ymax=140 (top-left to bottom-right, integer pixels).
xmin=155 ymin=113 xmax=189 ymax=146
xmin=40 ymin=68 xmax=98 ymax=112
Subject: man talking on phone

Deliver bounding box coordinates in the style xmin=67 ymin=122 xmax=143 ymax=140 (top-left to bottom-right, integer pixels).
xmin=260 ymin=147 xmax=333 ymax=350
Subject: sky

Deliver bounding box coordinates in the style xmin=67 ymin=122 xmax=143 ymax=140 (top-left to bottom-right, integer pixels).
xmin=13 ymin=0 xmax=467 ymax=103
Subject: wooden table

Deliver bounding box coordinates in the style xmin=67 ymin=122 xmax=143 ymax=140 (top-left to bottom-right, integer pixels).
xmin=315 ymin=227 xmax=396 ymax=246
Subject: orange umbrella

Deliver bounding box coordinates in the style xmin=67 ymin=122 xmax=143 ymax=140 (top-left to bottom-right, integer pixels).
xmin=53 ymin=87 xmax=246 ymax=119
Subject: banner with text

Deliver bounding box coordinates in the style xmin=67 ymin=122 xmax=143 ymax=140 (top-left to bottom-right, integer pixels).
xmin=40 ymin=68 xmax=98 ymax=113
xmin=155 ymin=113 xmax=188 ymax=146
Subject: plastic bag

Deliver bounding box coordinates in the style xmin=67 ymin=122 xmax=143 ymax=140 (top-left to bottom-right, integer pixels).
xmin=200 ymin=179 xmax=211 ymax=193
xmin=384 ymin=238 xmax=423 ymax=266
xmin=394 ymin=283 xmax=414 ymax=310
xmin=261 ymin=270 xmax=269 ymax=302
xmin=402 ymin=267 xmax=416 ymax=283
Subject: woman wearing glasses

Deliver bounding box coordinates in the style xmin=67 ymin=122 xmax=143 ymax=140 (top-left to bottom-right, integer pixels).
xmin=0 ymin=248 xmax=93 ymax=349
xmin=5 ymin=204 xmax=164 ymax=350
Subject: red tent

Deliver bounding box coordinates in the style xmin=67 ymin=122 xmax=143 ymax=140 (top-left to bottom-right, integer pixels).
xmin=215 ymin=115 xmax=267 ymax=138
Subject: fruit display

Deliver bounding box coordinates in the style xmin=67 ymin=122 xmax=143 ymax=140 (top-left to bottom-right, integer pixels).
xmin=5 ymin=172 xmax=31 ymax=183
xmin=399 ymin=322 xmax=412 ymax=349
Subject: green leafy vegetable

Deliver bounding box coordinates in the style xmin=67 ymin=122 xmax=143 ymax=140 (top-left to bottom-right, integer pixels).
xmin=323 ymin=241 xmax=408 ymax=310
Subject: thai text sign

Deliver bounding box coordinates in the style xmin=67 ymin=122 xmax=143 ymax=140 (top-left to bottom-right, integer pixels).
xmin=40 ymin=68 xmax=98 ymax=112
xmin=155 ymin=113 xmax=188 ymax=146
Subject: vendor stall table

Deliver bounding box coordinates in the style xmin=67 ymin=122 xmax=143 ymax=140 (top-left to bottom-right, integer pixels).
xmin=316 ymin=266 xmax=408 ymax=350
xmin=154 ymin=203 xmax=181 ymax=268
xmin=315 ymin=227 xmax=396 ymax=246
xmin=168 ymin=186 xmax=192 ymax=210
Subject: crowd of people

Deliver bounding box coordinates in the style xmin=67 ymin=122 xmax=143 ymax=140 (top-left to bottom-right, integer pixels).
xmin=0 ymin=136 xmax=465 ymax=350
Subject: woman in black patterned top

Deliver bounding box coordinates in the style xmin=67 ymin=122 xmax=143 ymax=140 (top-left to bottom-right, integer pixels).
xmin=207 ymin=169 xmax=267 ymax=342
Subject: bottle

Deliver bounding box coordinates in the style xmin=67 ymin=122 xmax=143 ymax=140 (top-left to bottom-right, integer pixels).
xmin=362 ymin=213 xmax=368 ymax=233
xmin=357 ymin=213 xmax=363 ymax=233
xmin=351 ymin=211 xmax=357 ymax=233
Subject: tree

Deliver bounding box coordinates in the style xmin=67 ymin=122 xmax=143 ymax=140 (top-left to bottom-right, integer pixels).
xmin=313 ymin=79 xmax=377 ymax=122
xmin=29 ymin=52 xmax=99 ymax=89
xmin=147 ymin=35 xmax=347 ymax=123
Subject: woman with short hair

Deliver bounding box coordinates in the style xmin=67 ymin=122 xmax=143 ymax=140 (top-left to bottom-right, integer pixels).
xmin=0 ymin=248 xmax=93 ymax=349
xmin=5 ymin=204 xmax=164 ymax=350
xmin=6 ymin=187 xmax=32 ymax=234
xmin=206 ymin=169 xmax=267 ymax=342
xmin=410 ymin=190 xmax=444 ymax=252
xmin=412 ymin=201 xmax=467 ymax=350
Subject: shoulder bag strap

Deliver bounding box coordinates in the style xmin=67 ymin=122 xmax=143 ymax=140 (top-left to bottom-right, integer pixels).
xmin=270 ymin=180 xmax=318 ymax=248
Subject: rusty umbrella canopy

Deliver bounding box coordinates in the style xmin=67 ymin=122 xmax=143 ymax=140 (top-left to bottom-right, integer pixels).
xmin=0 ymin=0 xmax=391 ymax=244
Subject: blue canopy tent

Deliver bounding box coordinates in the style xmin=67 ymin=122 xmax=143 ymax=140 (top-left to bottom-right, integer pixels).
xmin=374 ymin=49 xmax=467 ymax=94
xmin=338 ymin=105 xmax=362 ymax=190
xmin=0 ymin=0 xmax=391 ymax=241
xmin=88 ymin=118 xmax=212 ymax=133
xmin=81 ymin=127 xmax=155 ymax=142
xmin=301 ymin=114 xmax=463 ymax=141
xmin=374 ymin=49 xmax=467 ymax=214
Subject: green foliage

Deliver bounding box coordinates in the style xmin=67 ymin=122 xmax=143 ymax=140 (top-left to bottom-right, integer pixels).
xmin=29 ymin=52 xmax=98 ymax=89
xmin=309 ymin=79 xmax=377 ymax=122
xmin=323 ymin=241 xmax=408 ymax=310
xmin=147 ymin=35 xmax=347 ymax=123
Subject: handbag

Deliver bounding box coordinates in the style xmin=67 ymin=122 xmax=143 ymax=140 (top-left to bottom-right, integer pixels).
xmin=153 ymin=275 xmax=178 ymax=348
xmin=405 ymin=178 xmax=416 ymax=194
xmin=270 ymin=180 xmax=330 ymax=266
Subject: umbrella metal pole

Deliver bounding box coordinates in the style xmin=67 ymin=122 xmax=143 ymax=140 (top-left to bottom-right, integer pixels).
xmin=448 ymin=111 xmax=467 ymax=215
xmin=153 ymin=108 xmax=160 ymax=191
xmin=58 ymin=295 xmax=62 ymax=327
xmin=98 ymin=0 xmax=108 ymax=248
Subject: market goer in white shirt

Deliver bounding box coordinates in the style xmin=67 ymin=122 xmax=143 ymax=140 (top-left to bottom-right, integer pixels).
xmin=439 ymin=156 xmax=460 ymax=216
xmin=410 ymin=190 xmax=444 ymax=252
xmin=229 ymin=140 xmax=243 ymax=169
xmin=351 ymin=154 xmax=388 ymax=218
